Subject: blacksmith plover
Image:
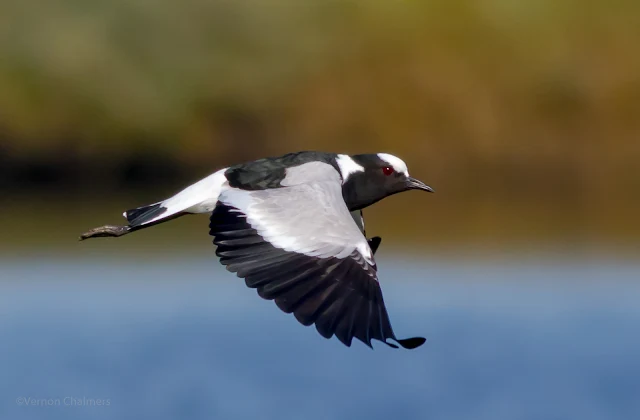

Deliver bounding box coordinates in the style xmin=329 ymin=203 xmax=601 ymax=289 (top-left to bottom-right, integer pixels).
xmin=80 ymin=151 xmax=434 ymax=349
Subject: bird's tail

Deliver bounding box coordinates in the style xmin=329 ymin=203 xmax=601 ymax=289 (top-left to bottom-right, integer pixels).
xmin=79 ymin=198 xmax=191 ymax=241
xmin=123 ymin=202 xmax=166 ymax=227
xmin=79 ymin=201 xmax=186 ymax=241
xmin=80 ymin=168 xmax=227 ymax=241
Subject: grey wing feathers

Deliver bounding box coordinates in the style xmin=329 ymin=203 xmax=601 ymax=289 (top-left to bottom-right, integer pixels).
xmin=217 ymin=167 xmax=373 ymax=264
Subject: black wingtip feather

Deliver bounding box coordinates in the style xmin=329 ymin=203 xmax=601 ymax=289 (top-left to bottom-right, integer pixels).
xmin=394 ymin=337 xmax=427 ymax=349
xmin=334 ymin=294 xmax=361 ymax=348
xmin=314 ymin=293 xmax=348 ymax=339
xmin=295 ymin=280 xmax=342 ymax=328
xmin=259 ymin=264 xmax=322 ymax=302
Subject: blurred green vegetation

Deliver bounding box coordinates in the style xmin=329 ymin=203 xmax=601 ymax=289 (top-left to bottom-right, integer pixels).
xmin=0 ymin=0 xmax=639 ymax=251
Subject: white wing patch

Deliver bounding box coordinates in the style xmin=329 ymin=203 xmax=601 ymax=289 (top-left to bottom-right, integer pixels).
xmin=335 ymin=154 xmax=365 ymax=182
xmin=377 ymin=153 xmax=409 ymax=176
xmin=218 ymin=175 xmax=374 ymax=265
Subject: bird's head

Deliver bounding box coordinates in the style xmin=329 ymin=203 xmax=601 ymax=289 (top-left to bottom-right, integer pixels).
xmin=336 ymin=153 xmax=433 ymax=210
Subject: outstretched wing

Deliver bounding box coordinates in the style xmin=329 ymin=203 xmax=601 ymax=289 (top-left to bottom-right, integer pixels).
xmin=209 ymin=162 xmax=424 ymax=349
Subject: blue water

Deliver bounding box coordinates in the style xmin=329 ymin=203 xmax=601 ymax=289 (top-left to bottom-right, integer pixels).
xmin=1 ymin=257 xmax=639 ymax=420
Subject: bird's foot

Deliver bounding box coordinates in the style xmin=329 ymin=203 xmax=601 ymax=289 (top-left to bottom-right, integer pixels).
xmin=367 ymin=236 xmax=382 ymax=255
xmin=79 ymin=225 xmax=131 ymax=241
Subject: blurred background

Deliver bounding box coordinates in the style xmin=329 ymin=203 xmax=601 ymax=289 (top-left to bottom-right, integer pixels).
xmin=1 ymin=1 xmax=639 ymax=419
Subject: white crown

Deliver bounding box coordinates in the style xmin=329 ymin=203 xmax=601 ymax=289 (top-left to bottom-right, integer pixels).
xmin=377 ymin=153 xmax=409 ymax=176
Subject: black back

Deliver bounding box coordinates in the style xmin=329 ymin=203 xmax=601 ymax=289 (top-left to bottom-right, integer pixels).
xmin=224 ymin=151 xmax=338 ymax=190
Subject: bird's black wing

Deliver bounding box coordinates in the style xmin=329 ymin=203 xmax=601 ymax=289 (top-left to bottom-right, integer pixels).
xmin=210 ymin=163 xmax=424 ymax=349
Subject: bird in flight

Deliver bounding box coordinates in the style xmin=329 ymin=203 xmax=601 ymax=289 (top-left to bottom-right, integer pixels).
xmin=80 ymin=151 xmax=434 ymax=349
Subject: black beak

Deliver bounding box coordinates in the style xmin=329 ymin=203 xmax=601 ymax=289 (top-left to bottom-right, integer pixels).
xmin=406 ymin=177 xmax=434 ymax=193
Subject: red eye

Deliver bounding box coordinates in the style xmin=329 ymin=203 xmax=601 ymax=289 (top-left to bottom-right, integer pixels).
xmin=382 ymin=166 xmax=394 ymax=176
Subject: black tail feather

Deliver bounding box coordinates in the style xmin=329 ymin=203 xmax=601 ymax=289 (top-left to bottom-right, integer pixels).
xmin=124 ymin=203 xmax=167 ymax=226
